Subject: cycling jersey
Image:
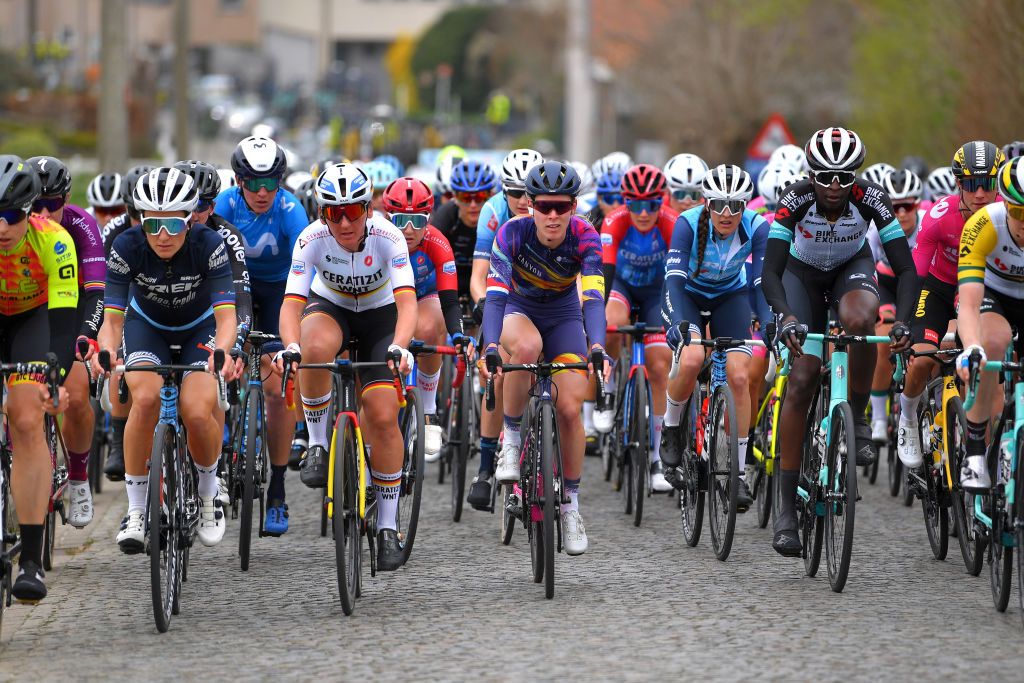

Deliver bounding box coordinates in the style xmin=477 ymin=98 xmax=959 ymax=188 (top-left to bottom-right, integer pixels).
xmin=411 ymin=226 xmax=463 ymax=337
xmin=868 ymin=211 xmax=921 ymax=277
xmin=747 ymin=196 xmax=767 ymax=214
xmin=213 ymin=186 xmax=308 ymax=283
xmin=473 ymin=193 xmax=513 ymax=260
xmin=57 ymin=204 xmax=105 ymax=339
xmin=601 ymin=204 xmax=677 ymax=289
xmin=284 ymin=214 xmax=415 ymax=312
xmin=958 ymin=202 xmax=1024 ymax=299
xmin=105 ymin=225 xmax=235 ymax=330
xmin=429 ymin=200 xmax=476 ymax=294
xmin=912 ymin=194 xmax=969 ymax=285
xmin=482 ymin=215 xmax=605 ymax=349
xmin=663 ymin=206 xmax=771 ymax=328
xmin=101 ymin=212 xmax=131 ymax=255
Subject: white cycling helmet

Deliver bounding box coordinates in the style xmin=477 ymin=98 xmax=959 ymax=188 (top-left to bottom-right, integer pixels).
xmin=231 ymin=136 xmax=287 ymax=178
xmin=664 ymin=153 xmax=709 ymax=192
xmin=702 ymin=164 xmax=754 ymax=201
xmin=435 ymin=154 xmax=463 ymax=195
xmin=768 ymin=144 xmax=807 ymax=171
xmin=314 ymin=163 xmax=372 ymax=206
xmin=591 ymin=151 xmax=633 ymax=182
xmin=216 ymin=168 xmax=236 ymax=191
xmin=133 ymin=167 xmax=198 ymax=213
xmin=805 ymin=127 xmax=866 ymax=172
xmin=569 ymin=160 xmax=594 ymax=195
xmin=926 ymin=167 xmax=957 ymax=201
xmin=757 ymin=164 xmax=802 ymax=209
xmin=882 ymin=170 xmax=923 ymax=201
xmin=86 ymin=172 xmax=124 ymax=208
xmin=285 ymin=171 xmax=313 ymax=192
xmin=861 ymin=162 xmax=896 ymax=186
xmin=501 ymin=149 xmax=544 ymax=191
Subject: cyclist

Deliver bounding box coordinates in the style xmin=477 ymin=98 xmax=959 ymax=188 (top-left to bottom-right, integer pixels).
xmin=952 ymin=156 xmax=1024 ymax=491
xmin=383 ymin=176 xmax=469 ymax=463
xmin=363 ymin=161 xmax=399 ymax=213
xmin=753 ymin=163 xmax=802 ymax=220
xmin=86 ymin=172 xmax=126 ymax=229
xmin=571 ymin=161 xmax=597 ymax=217
xmin=0 ymin=156 xmax=78 ymax=602
xmin=925 ymin=166 xmax=958 ymax=203
xmin=95 ymin=167 xmax=237 ymax=552
xmin=767 ymin=144 xmax=807 ymax=172
xmin=761 ymin=127 xmax=915 ymax=557
xmin=214 ymin=136 xmax=308 ymax=531
xmin=26 ymin=156 xmax=106 ymax=530
xmin=660 ymin=165 xmax=769 ymax=509
xmin=586 ymin=169 xmax=624 ymax=230
xmin=467 ymin=149 xmax=543 ymax=508
xmin=595 ymin=164 xmax=678 ymax=492
xmin=862 ymin=162 xmax=896 ymax=187
xmin=276 ymin=163 xmax=416 ymax=571
xmin=431 ymin=160 xmax=496 ymax=299
xmin=866 ymin=169 xmax=923 ymax=444
xmin=480 ymin=161 xmax=607 ymax=556
xmin=663 ymin=153 xmax=709 ymax=214
xmin=896 ymin=141 xmax=1004 ymax=469
xmin=434 ymin=150 xmax=465 ymax=205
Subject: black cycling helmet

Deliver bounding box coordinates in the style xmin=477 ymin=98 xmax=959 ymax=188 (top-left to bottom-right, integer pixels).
xmin=0 ymin=155 xmax=41 ymax=213
xmin=121 ymin=164 xmax=155 ymax=212
xmin=231 ymin=136 xmax=287 ymax=179
xmin=26 ymin=155 xmax=72 ymax=197
xmin=525 ymin=161 xmax=581 ymax=198
xmin=900 ymin=155 xmax=929 ymax=181
xmin=951 ymin=140 xmax=1004 ymax=179
xmin=173 ymin=160 xmax=222 ymax=202
xmin=295 ymin=178 xmax=317 ymax=221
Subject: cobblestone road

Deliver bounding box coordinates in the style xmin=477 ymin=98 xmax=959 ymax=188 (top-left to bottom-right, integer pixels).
xmin=2 ymin=451 xmax=1022 ymax=681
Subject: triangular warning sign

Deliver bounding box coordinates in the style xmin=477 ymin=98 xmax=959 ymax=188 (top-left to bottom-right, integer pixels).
xmin=747 ymin=113 xmax=796 ymax=159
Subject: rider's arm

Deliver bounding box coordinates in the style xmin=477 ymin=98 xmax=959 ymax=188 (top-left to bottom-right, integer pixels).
xmin=98 ymin=234 xmax=132 ymax=355
xmin=662 ymin=213 xmax=696 ymax=326
xmin=426 ymin=230 xmax=465 ymax=338
xmin=600 ymin=212 xmax=622 ymax=300
xmin=214 ymin=218 xmax=253 ymax=335
xmin=205 ymin=238 xmax=237 ymax=353
xmin=481 ymin=224 xmax=514 ymax=349
xmin=955 ymin=208 xmax=996 ymax=349
xmin=45 ymin=228 xmax=80 ymax=377
xmin=280 ymin=227 xmax=318 ymax=349
xmin=912 ymin=205 xmax=941 ymax=278
xmin=385 ymin=230 xmax=418 ymax=350
xmin=73 ymin=211 xmax=106 ymax=341
xmin=578 ymin=221 xmax=607 ymax=349
xmin=470 ymin=259 xmax=490 ymax=303
xmin=747 ymin=212 xmax=773 ymax=325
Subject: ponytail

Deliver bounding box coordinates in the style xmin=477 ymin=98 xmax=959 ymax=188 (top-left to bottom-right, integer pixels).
xmin=695 ymin=207 xmax=710 ymax=275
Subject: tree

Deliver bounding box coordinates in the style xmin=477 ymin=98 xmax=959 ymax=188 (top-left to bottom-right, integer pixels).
xmin=411 ymin=7 xmax=495 ymax=112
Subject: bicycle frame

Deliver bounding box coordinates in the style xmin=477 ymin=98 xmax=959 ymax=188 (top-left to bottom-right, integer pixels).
xmin=752 ymin=347 xmax=790 ymax=476
xmin=616 ymin=325 xmax=654 ymax=460
xmin=969 ymin=358 xmax=1022 ymax=535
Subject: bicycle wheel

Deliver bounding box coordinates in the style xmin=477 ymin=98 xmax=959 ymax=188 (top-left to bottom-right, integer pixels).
xmin=0 ymin=453 xmax=15 ymax=637
xmin=149 ymin=423 xmax=179 ymax=633
xmin=678 ymin=394 xmax=705 ymax=547
xmin=540 ymin=401 xmax=556 ymax=599
xmin=824 ymin=401 xmax=857 ymax=593
xmin=918 ymin=402 xmax=948 ymax=561
xmin=631 ymin=372 xmax=649 ymax=527
xmin=707 ymin=384 xmax=738 ymax=561
xmin=397 ymin=387 xmax=425 ymax=564
xmin=88 ymin=400 xmax=106 ymax=494
xmin=621 ymin=381 xmax=633 ymax=513
xmin=601 ymin=432 xmax=614 ymax=482
xmin=1015 ymin=452 xmax=1024 ymax=626
xmin=753 ymin=392 xmax=776 ymax=529
xmin=888 ymin=446 xmax=903 ymax=497
xmin=42 ymin=416 xmax=66 ymax=573
xmin=451 ymin=371 xmax=471 ymax=523
xmin=947 ymin=396 xmax=984 ymax=576
xmin=801 ymin=388 xmax=824 ymax=578
xmin=500 ymin=484 xmax=514 ymax=545
xmin=239 ymin=387 xmax=261 ymax=571
xmin=332 ymin=413 xmax=360 ymax=615
xmin=990 ymin=507 xmax=1013 ymax=611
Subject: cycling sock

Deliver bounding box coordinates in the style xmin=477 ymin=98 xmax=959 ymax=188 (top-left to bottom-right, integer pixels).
xmin=562 ymin=477 xmax=580 ymax=513
xmin=19 ymin=525 xmax=43 ymax=567
xmin=583 ymin=401 xmax=595 ymax=432
xmin=268 ymin=464 xmax=287 ymax=502
xmin=125 ymin=474 xmax=148 ymax=511
xmin=737 ymin=437 xmax=748 ymax=478
xmin=745 ymin=428 xmax=756 ymax=464
xmin=899 ymin=391 xmax=922 ymax=423
xmin=372 ymin=468 xmax=402 ymax=531
xmin=196 ymin=462 xmax=219 ymax=499
xmin=650 ymin=415 xmax=663 ymax=464
xmin=503 ymin=414 xmax=522 ymax=450
xmin=664 ymin=395 xmax=683 ymax=427
xmin=418 ymin=367 xmax=441 ymax=415
xmin=301 ymin=391 xmax=332 ymax=448
xmin=68 ymin=448 xmax=89 ymax=483
xmin=479 ymin=436 xmax=498 ymax=474
xmin=966 ymin=418 xmax=988 ymax=456
xmin=111 ymin=416 xmax=127 ymax=451
xmin=870 ymin=391 xmax=887 ymax=423
xmin=774 ymin=469 xmax=799 ymax=530
xmin=850 ymin=390 xmax=869 ymax=422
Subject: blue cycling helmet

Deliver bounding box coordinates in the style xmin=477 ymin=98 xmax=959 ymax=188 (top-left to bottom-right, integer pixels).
xmin=449 ymin=160 xmax=497 ymax=193
xmin=596 ymin=170 xmax=623 ymax=195
xmin=526 ymin=161 xmax=582 ymax=197
xmin=361 ymin=161 xmax=399 ymax=191
xmin=373 ymin=154 xmax=405 ymax=178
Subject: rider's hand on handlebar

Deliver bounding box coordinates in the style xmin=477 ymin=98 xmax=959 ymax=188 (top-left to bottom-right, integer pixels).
xmin=775 ymin=315 xmax=806 ymax=357
xmin=75 ymin=335 xmax=98 ymax=362
xmin=40 ymin=384 xmax=69 ymax=416
xmin=666 ymin=323 xmax=686 ymax=351
xmin=387 ymin=344 xmax=413 ymax=376
xmin=589 ymin=344 xmax=612 ymax=382
xmin=272 ymin=343 xmax=301 ymax=376
xmin=452 ymin=332 xmax=476 ymax=362
xmin=479 ymin=344 xmax=501 ymax=381
xmin=957 ymin=344 xmax=985 ymax=383
xmin=889 ymin=321 xmax=912 ymax=353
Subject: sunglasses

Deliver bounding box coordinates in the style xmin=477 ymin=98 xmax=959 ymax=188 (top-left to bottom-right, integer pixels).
xmin=0 ymin=209 xmax=26 ymax=225
xmin=708 ymin=199 xmax=747 ymax=216
xmin=893 ymin=201 xmax=919 ymax=213
xmin=598 ymin=193 xmax=623 ymax=205
xmin=242 ymin=177 xmax=281 ymax=193
xmin=455 ymin=191 xmax=490 ymax=205
xmin=321 ymin=202 xmax=368 ymax=223
xmin=959 ymin=176 xmax=997 ymax=193
xmin=812 ymin=171 xmax=857 ymax=188
xmin=32 ymin=196 xmax=66 ymax=213
xmin=1008 ymin=204 xmax=1024 ymax=221
xmin=504 ymin=188 xmax=527 ymax=200
xmin=533 ymin=199 xmax=575 ymax=216
xmin=142 ymin=215 xmax=190 ymax=236
xmin=392 ymin=212 xmax=430 ymax=230
xmin=627 ymin=198 xmax=662 ymax=214
xmin=671 ymin=189 xmax=702 ymax=201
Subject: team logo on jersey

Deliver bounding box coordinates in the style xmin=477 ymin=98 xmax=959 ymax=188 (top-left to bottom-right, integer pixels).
xmin=775 ymin=207 xmax=790 ymax=220
xmin=54 ymin=241 xmax=66 ymax=255
xmin=851 ymin=184 xmax=865 ymax=201
xmin=601 ymin=233 xmax=613 ymax=245
xmin=392 ymin=255 xmax=408 ymax=269
xmin=442 ymin=261 xmax=456 ymax=275
xmin=798 ymin=226 xmax=814 ymax=239
xmin=364 ymin=255 xmax=373 ymax=266
xmin=291 ymin=260 xmax=305 ymax=274
xmin=488 ymin=215 xmax=498 ymax=231
xmin=994 ymin=257 xmax=1010 ymax=271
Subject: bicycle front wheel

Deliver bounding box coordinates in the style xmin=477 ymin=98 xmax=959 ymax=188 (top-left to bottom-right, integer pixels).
xmin=540 ymin=401 xmax=556 ymax=599
xmin=451 ymin=370 xmax=472 ymax=523
xmin=801 ymin=388 xmax=824 ymax=578
xmin=708 ymin=384 xmax=738 ymax=561
xmin=332 ymin=413 xmax=360 ymax=615
xmin=753 ymin=392 xmax=776 ymax=529
xmin=678 ymin=395 xmax=704 ymax=547
xmin=398 ymin=387 xmax=425 ymax=564
xmin=149 ymin=423 xmax=179 ymax=633
xmin=1015 ymin=451 xmax=1024 ymax=626
xmin=239 ymin=387 xmax=261 ymax=571
xmin=918 ymin=402 xmax=948 ymax=561
xmin=947 ymin=396 xmax=984 ymax=576
xmin=824 ymin=401 xmax=857 ymax=593
xmin=631 ymin=372 xmax=649 ymax=527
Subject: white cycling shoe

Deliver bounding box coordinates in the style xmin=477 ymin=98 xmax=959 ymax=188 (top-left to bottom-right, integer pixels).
xmin=960 ymin=455 xmax=991 ymax=492
xmin=593 ymin=407 xmax=615 ymax=434
xmin=197 ymin=496 xmax=226 ymax=546
xmin=871 ymin=418 xmax=888 ymax=444
xmin=561 ymin=509 xmax=588 ymax=555
xmin=117 ymin=509 xmax=145 ymax=553
xmin=896 ymin=417 xmax=923 ymax=469
xmin=495 ymin=442 xmax=521 ymax=483
xmin=68 ymin=481 xmax=93 ymax=528
xmin=424 ymin=424 xmax=443 ymax=463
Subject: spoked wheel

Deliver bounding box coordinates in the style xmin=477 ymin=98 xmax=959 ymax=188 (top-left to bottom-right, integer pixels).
xmin=888 ymin=445 xmax=903 ymax=498
xmin=239 ymin=388 xmax=261 ymax=571
xmin=332 ymin=413 xmax=361 ymax=616
xmin=824 ymin=402 xmax=857 ymax=593
xmin=989 ymin=506 xmax=1013 ymax=612
xmin=1014 ymin=461 xmax=1024 ymax=626
xmin=707 ymin=384 xmax=738 ymax=561
xmin=397 ymin=388 xmax=425 ymax=564
xmin=539 ymin=402 xmax=557 ymax=599
xmin=500 ymin=484 xmax=515 ymax=546
xmin=800 ymin=391 xmax=824 ymax=578
xmin=947 ymin=397 xmax=985 ymax=576
xmin=527 ymin=423 xmax=543 ymax=582
xmin=753 ymin=392 xmax=776 ymax=530
xmin=149 ymin=423 xmax=179 ymax=633
xmin=451 ymin=372 xmax=472 ymax=523
xmin=678 ymin=395 xmax=705 ymax=547
xmin=601 ymin=433 xmax=613 ymax=482
xmin=41 ymin=509 xmax=55 ymax=573
xmin=917 ymin=404 xmax=948 ymax=561
xmin=621 ymin=390 xmax=633 ymax=514
xmin=630 ymin=373 xmax=649 ymax=528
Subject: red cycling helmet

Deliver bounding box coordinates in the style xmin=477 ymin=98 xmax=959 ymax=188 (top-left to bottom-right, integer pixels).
xmin=621 ymin=164 xmax=667 ymax=200
xmin=382 ymin=177 xmax=434 ymax=214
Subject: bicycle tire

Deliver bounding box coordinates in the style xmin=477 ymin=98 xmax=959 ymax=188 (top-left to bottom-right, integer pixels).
xmin=754 ymin=392 xmax=776 ymax=529
xmin=679 ymin=393 xmax=704 ymax=547
xmin=239 ymin=387 xmax=260 ymax=571
xmin=601 ymin=432 xmax=613 ymax=482
xmin=0 ymin=452 xmax=14 ymax=638
xmin=332 ymin=413 xmax=360 ymax=615
xmin=1014 ymin=453 xmax=1024 ymax=626
xmin=540 ymin=401 xmax=556 ymax=599
xmin=620 ymin=385 xmax=632 ymax=512
xmin=398 ymin=387 xmax=425 ymax=564
xmin=707 ymin=384 xmax=738 ymax=561
xmin=824 ymin=401 xmax=857 ymax=592
xmin=631 ymin=372 xmax=649 ymax=527
xmin=990 ymin=508 xmax=1013 ymax=611
xmin=451 ymin=369 xmax=471 ymax=523
xmin=918 ymin=402 xmax=948 ymax=561
xmin=947 ymin=396 xmax=984 ymax=576
xmin=88 ymin=401 xmax=106 ymax=494
xmin=149 ymin=422 xmax=178 ymax=633
xmin=500 ymin=484 xmax=514 ymax=545
xmin=801 ymin=386 xmax=824 ymax=578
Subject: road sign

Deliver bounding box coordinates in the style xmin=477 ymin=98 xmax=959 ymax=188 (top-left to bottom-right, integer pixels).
xmin=747 ymin=113 xmax=796 ymax=160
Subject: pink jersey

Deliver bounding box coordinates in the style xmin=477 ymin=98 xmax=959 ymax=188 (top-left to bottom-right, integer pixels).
xmin=912 ymin=194 xmax=964 ymax=285
xmin=748 ymin=196 xmax=767 ymax=212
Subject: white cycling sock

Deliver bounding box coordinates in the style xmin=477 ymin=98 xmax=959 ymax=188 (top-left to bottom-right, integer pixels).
xmin=372 ymin=469 xmax=402 ymax=531
xmin=870 ymin=393 xmax=888 ymax=423
xmin=301 ymin=391 xmax=333 ymax=448
xmin=899 ymin=392 xmax=922 ymax=424
xmin=737 ymin=437 xmax=749 ymax=478
xmin=583 ymin=401 xmax=595 ymax=432
xmin=664 ymin=395 xmax=683 ymax=427
xmin=651 ymin=415 xmax=663 ymax=464
xmin=125 ymin=474 xmax=148 ymax=512
xmin=196 ymin=463 xmax=219 ymax=499
xmin=418 ymin=367 xmax=441 ymax=415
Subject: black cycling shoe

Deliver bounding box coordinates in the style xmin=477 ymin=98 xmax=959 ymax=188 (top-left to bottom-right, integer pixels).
xmin=735 ymin=477 xmax=753 ymax=513
xmin=773 ymin=527 xmax=802 ymax=557
xmin=466 ymin=472 xmax=492 ymax=511
xmin=104 ymin=445 xmax=125 ymax=481
xmin=376 ymin=529 xmax=404 ymax=571
xmin=584 ymin=433 xmax=599 ymax=456
xmin=288 ymin=426 xmax=308 ymax=471
xmin=299 ymin=445 xmax=328 ymax=488
xmin=853 ymin=419 xmax=876 ymax=467
xmin=660 ymin=425 xmax=683 ymax=470
xmin=12 ymin=561 xmax=46 ymax=602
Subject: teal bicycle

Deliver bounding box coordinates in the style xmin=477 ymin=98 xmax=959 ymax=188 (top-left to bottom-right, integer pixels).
xmin=796 ymin=330 xmax=905 ymax=593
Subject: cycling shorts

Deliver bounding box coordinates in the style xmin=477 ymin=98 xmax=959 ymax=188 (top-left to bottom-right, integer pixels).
xmin=980 ymin=288 xmax=1024 ymax=357
xmin=251 ymin=279 xmax=286 ymax=354
xmin=502 ymin=291 xmax=587 ymax=374
xmin=780 ymin=248 xmax=878 ymax=338
xmin=876 ymin=270 xmax=897 ymax=321
xmin=302 ymin=293 xmax=397 ymax=391
xmin=609 ymin=279 xmax=666 ymax=346
xmin=911 ymin=274 xmax=956 ymax=349
xmin=123 ymin=309 xmax=215 ymax=374
xmin=672 ymin=288 xmax=753 ymax=356
xmin=0 ymin=306 xmax=49 ymax=385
